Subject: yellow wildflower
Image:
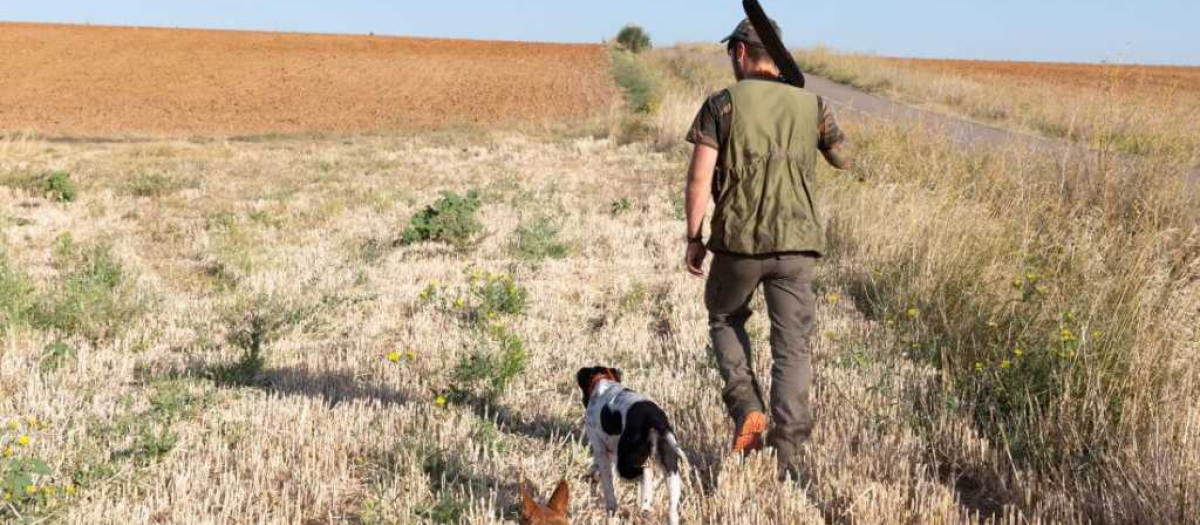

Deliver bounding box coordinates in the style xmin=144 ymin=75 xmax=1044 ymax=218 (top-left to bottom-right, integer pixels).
xmin=827 ymin=293 xmax=841 ymax=305
xmin=7 ymin=420 xmax=18 ymax=431
xmin=1000 ymin=360 xmax=1012 ymax=370
xmin=1014 ymin=348 xmax=1025 ymax=357
xmin=1012 ymin=279 xmax=1024 ymax=290
xmin=17 ymin=435 xmax=30 ymax=446
xmin=435 ymin=395 xmax=448 ymax=408
xmin=1026 ymin=272 xmax=1040 ymax=283
xmin=44 ymin=485 xmax=56 ymax=496
xmin=66 ymin=484 xmax=76 ymax=496
xmin=386 ymin=352 xmax=402 ymax=364
xmin=24 ymin=485 xmax=36 ymax=495
xmin=2 ymin=447 xmax=11 ymax=458
xmin=1 ymin=491 xmax=9 ymax=501
xmin=453 ymin=298 xmax=465 ymax=308
xmin=1092 ymin=330 xmax=1104 ymax=338
xmin=974 ymin=362 xmax=985 ymax=373
xmin=906 ymin=308 xmax=920 ymax=319
xmin=1036 ymin=285 xmax=1049 ymax=295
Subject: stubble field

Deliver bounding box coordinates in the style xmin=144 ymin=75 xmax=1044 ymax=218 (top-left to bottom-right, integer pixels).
xmin=2 ymin=25 xmax=1199 ymax=525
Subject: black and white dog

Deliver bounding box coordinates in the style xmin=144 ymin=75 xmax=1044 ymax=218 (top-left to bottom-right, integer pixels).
xmin=576 ymin=366 xmax=683 ymax=525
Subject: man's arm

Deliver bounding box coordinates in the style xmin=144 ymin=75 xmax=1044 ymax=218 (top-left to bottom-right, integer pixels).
xmin=686 ymin=143 xmax=719 ymax=240
xmin=817 ymin=98 xmax=854 ymax=170
xmin=684 ymin=143 xmax=719 ymax=277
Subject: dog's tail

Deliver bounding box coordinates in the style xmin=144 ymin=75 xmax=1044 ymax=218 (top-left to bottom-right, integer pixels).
xmin=653 ymin=421 xmax=682 ymax=475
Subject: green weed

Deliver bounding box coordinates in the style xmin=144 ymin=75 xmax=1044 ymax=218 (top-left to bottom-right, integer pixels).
xmin=447 ymin=324 xmax=527 ymax=404
xmin=38 ymin=341 xmax=77 ymax=374
xmin=609 ymin=198 xmax=633 ymax=215
xmin=611 ymin=50 xmax=663 ymax=115
xmin=124 ymin=172 xmax=187 ymax=198
xmin=510 ymin=216 xmax=570 ymax=262
xmin=0 ymin=251 xmax=34 ymax=334
xmin=2 ymin=420 xmax=77 ymax=521
xmin=43 ymin=171 xmax=76 ymax=203
xmin=206 ymin=295 xmax=301 ymax=386
xmin=32 ymin=235 xmax=146 ymax=343
xmin=401 ymin=190 xmax=483 ymax=249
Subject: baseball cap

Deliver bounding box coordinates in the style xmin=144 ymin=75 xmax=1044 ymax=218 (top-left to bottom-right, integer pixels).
xmin=720 ymin=17 xmax=781 ymax=48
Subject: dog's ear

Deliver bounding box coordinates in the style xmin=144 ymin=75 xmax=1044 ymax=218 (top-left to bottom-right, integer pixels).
xmin=610 ymin=368 xmax=623 ymax=383
xmin=520 ymin=481 xmax=540 ymax=520
xmin=576 ymin=367 xmax=597 ymax=406
xmin=547 ymin=479 xmax=569 ymax=516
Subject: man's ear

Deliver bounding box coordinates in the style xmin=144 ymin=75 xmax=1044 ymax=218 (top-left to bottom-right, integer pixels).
xmin=547 ymin=479 xmax=569 ymax=515
xmin=520 ymin=481 xmax=540 ymax=519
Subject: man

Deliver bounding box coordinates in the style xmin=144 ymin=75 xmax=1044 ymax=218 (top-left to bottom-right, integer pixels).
xmin=683 ymin=18 xmax=853 ymax=477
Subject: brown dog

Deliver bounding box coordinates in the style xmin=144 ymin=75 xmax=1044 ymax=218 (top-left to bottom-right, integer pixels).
xmin=520 ymin=479 xmax=570 ymax=525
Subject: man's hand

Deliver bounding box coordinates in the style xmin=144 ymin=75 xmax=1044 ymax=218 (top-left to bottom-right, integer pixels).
xmin=685 ymin=241 xmax=708 ymax=277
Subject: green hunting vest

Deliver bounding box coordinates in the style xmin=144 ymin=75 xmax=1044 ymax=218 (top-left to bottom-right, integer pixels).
xmin=708 ymin=79 xmax=825 ymax=256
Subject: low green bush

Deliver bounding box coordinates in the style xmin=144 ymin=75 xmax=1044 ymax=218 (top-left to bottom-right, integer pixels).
xmin=447 ymin=324 xmax=527 ymax=403
xmin=44 ymin=171 xmax=76 ymax=203
xmin=401 ymin=191 xmax=483 ymax=248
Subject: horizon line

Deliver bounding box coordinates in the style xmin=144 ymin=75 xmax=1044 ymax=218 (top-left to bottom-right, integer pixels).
xmin=5 ymin=19 xmax=1199 ymax=68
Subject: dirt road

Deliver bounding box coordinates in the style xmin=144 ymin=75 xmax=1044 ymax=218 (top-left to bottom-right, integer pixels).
xmin=804 ymin=74 xmax=1200 ymax=180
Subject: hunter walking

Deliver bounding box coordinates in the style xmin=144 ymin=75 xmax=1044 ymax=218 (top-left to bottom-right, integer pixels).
xmin=683 ymin=18 xmax=853 ymax=478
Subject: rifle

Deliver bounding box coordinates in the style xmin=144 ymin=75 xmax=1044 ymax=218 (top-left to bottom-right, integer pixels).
xmin=742 ymin=0 xmax=806 ymax=88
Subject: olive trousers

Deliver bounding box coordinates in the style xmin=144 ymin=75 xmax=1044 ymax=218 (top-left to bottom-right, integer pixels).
xmin=705 ymin=251 xmax=817 ymax=472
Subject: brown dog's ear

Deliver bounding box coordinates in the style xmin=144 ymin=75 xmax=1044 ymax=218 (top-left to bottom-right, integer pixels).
xmin=547 ymin=479 xmax=569 ymax=516
xmin=610 ymin=368 xmax=623 ymax=383
xmin=520 ymin=481 xmax=540 ymax=519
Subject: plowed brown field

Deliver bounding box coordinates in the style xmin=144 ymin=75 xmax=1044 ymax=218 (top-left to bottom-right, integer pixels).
xmin=0 ymin=22 xmax=616 ymax=136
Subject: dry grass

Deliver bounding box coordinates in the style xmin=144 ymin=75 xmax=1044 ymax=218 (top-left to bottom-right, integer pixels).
xmin=1 ymin=42 xmax=1197 ymax=525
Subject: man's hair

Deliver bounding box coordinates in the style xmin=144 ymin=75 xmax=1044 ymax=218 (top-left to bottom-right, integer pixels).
xmin=726 ymin=40 xmax=775 ymax=69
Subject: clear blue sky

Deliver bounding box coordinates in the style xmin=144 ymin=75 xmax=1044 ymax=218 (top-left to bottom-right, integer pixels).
xmin=2 ymin=1 xmax=1197 ymax=65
